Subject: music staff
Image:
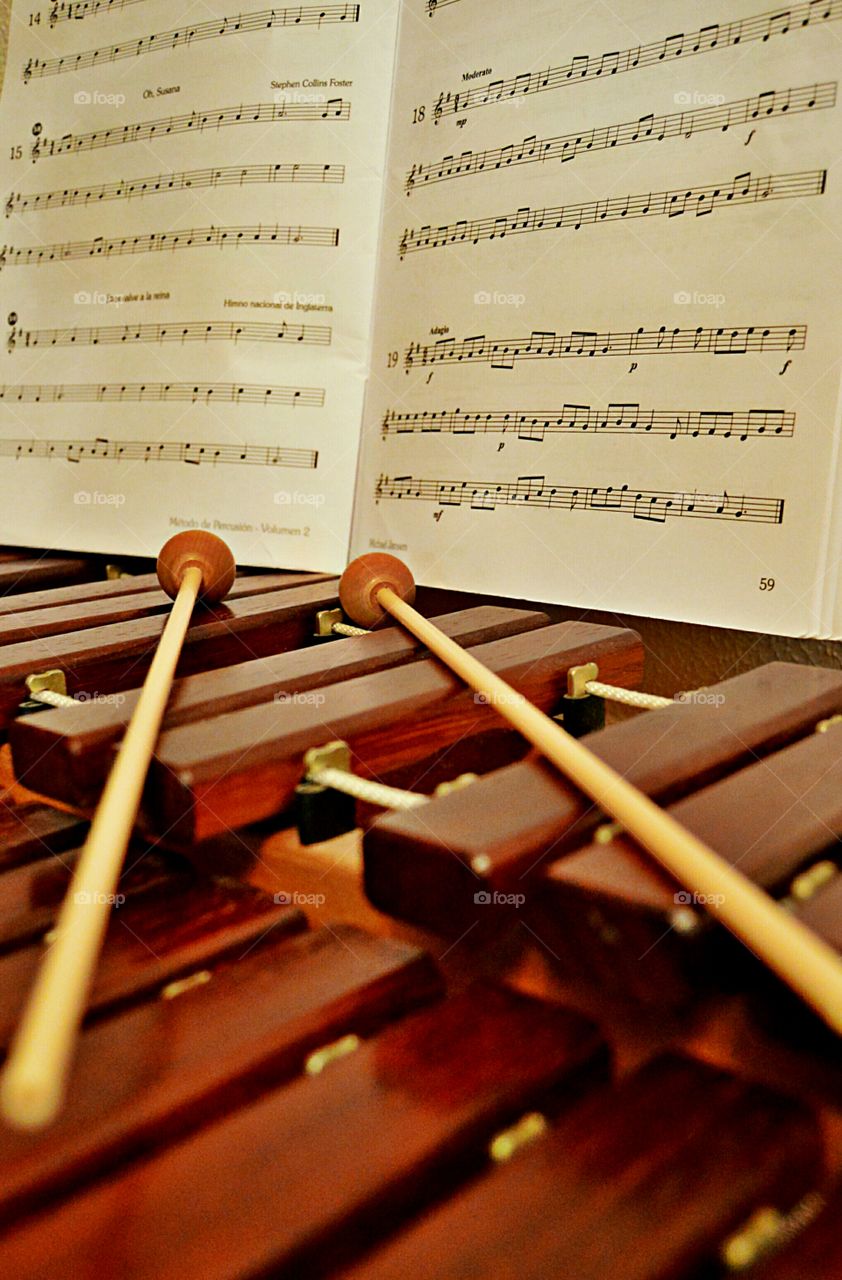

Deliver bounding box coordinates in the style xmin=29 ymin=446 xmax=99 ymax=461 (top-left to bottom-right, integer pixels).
xmin=30 ymin=100 xmax=351 ymax=162
xmin=399 ymin=170 xmax=826 ymax=257
xmin=0 ymin=382 xmax=325 ymax=408
xmin=23 ymin=4 xmax=361 ymax=80
xmin=7 ymin=162 xmax=344 ymax=216
xmin=1 ymin=436 xmax=318 ymax=469
xmin=430 ymin=0 xmax=841 ymax=121
xmin=6 ymin=317 xmax=331 ymax=354
xmin=405 ymin=323 xmax=807 ymax=369
xmin=381 ymin=405 xmax=796 ymax=442
xmin=375 ymin=474 xmax=785 ymax=526
xmin=0 ymin=223 xmax=339 ymax=269
xmin=407 ymin=83 xmax=836 ymax=193
xmin=49 ymin=0 xmax=154 ymax=24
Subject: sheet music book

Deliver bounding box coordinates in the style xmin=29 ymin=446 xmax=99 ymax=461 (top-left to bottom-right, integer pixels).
xmin=1 ymin=0 xmax=841 ymax=638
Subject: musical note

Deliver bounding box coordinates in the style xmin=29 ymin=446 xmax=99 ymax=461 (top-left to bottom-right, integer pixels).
xmin=30 ymin=100 xmax=350 ymax=164
xmin=23 ymin=5 xmax=361 ymax=80
xmin=49 ymin=0 xmax=156 ymax=24
xmin=405 ymin=83 xmax=836 ymax=192
xmin=7 ymin=162 xmax=344 ymax=217
xmin=1 ymin=223 xmax=340 ymax=269
xmin=404 ymin=323 xmax=808 ymax=369
xmin=5 ymin=318 xmax=331 ymax=353
xmin=399 ymin=170 xmax=825 ymax=256
xmin=374 ymin=475 xmax=785 ymax=526
xmin=0 ymin=435 xmax=317 ymax=469
xmin=380 ymin=405 xmax=796 ymax=441
xmin=0 ymin=382 xmax=325 ymax=408
xmin=429 ymin=0 xmax=841 ymax=121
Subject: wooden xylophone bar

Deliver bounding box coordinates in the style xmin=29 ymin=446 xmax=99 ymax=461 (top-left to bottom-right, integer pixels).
xmin=10 ymin=602 xmax=552 ymax=807
xmin=9 ymin=588 xmax=642 ymax=840
xmin=363 ymin=661 xmax=842 ymax=1022
xmin=0 ymin=573 xmax=340 ymax=730
xmin=0 ymin=548 xmax=838 ymax=1278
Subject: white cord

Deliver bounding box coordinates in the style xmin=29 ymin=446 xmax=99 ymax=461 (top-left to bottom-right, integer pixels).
xmin=308 ymin=767 xmax=429 ymax=811
xmin=29 ymin=689 xmax=79 ymax=709
xmin=331 ymin=621 xmax=370 ymax=637
xmin=583 ymin=680 xmax=674 ymax=711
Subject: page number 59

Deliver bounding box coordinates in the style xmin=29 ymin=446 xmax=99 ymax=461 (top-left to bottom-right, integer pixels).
xmin=759 ymin=577 xmax=776 ymax=592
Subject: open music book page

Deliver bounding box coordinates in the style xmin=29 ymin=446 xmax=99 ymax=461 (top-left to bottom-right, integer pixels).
xmin=0 ymin=0 xmax=400 ymax=571
xmin=351 ymin=0 xmax=842 ymax=638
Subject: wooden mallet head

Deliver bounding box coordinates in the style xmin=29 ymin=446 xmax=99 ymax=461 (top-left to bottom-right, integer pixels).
xmin=339 ymin=553 xmax=416 ymax=628
xmin=157 ymin=530 xmax=236 ymax=604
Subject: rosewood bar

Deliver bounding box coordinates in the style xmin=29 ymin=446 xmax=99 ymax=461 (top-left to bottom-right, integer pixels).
xmin=338 ymin=1056 xmax=822 ymax=1280
xmin=0 ymin=925 xmax=441 ymax=1227
xmin=363 ymin=662 xmax=842 ymax=938
xmin=0 ymin=855 xmax=304 ymax=1046
xmin=11 ymin=605 xmax=550 ymax=807
xmin=0 ymin=577 xmax=341 ymax=731
xmin=149 ymin=620 xmax=643 ymax=842
xmin=0 ymin=986 xmax=606 ymax=1280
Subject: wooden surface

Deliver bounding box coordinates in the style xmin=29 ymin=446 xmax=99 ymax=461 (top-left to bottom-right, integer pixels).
xmin=0 ymin=802 xmax=85 ymax=873
xmin=0 ymin=925 xmax=441 ymax=1226
xmin=758 ymin=1181 xmax=842 ymax=1278
xmin=0 ymin=559 xmax=840 ymax=1273
xmin=543 ymin=719 xmax=842 ymax=1006
xmin=152 ymin=620 xmax=643 ymax=842
xmin=337 ymin=1056 xmax=822 ymax=1280
xmin=0 ymin=856 xmax=304 ymax=1047
xmin=364 ymin=662 xmax=842 ymax=935
xmin=0 ymin=986 xmax=605 ymax=1280
xmin=0 ymin=578 xmax=341 ymax=730
xmin=0 ymin=558 xmax=94 ymax=595
xmin=12 ymin=605 xmax=549 ymax=807
xmin=0 ymin=573 xmax=326 ymax=643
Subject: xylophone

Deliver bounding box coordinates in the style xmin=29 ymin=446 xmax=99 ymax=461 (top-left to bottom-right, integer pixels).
xmin=0 ymin=544 xmax=838 ymax=1278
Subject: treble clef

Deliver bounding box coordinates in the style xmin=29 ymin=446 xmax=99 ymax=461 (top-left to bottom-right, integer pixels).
xmin=48 ymin=3 xmax=60 ymax=27
xmin=399 ymin=230 xmax=409 ymax=259
xmin=22 ymin=59 xmax=32 ymax=83
xmin=427 ymin=0 xmax=437 ymax=13
xmin=5 ymin=194 xmax=14 ymax=218
xmin=0 ymin=247 xmax=7 ymax=271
